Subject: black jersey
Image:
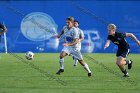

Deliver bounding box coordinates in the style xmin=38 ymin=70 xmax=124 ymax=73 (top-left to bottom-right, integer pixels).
xmin=0 ymin=23 xmax=3 ymax=28
xmin=107 ymin=32 xmax=130 ymax=49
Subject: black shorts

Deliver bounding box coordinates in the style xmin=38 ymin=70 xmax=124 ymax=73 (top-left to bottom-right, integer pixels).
xmin=116 ymin=48 xmax=130 ymax=58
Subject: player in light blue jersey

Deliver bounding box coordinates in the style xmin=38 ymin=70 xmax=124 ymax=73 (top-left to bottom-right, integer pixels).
xmin=73 ymin=20 xmax=84 ymax=67
xmin=56 ymin=17 xmax=92 ymax=77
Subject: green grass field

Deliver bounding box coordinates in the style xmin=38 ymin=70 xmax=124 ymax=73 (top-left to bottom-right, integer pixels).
xmin=0 ymin=53 xmax=140 ymax=93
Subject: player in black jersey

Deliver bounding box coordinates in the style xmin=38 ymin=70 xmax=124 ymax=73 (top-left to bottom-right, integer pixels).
xmin=0 ymin=23 xmax=7 ymax=42
xmin=104 ymin=24 xmax=140 ymax=77
xmin=0 ymin=23 xmax=7 ymax=35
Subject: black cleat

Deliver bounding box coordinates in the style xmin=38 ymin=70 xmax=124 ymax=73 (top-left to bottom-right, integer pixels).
xmin=88 ymin=73 xmax=92 ymax=77
xmin=73 ymin=64 xmax=77 ymax=67
xmin=128 ymin=60 xmax=133 ymax=69
xmin=123 ymin=73 xmax=129 ymax=77
xmin=56 ymin=69 xmax=64 ymax=75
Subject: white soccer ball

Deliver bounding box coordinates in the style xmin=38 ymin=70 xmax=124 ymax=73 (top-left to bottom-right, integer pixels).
xmin=25 ymin=51 xmax=34 ymax=60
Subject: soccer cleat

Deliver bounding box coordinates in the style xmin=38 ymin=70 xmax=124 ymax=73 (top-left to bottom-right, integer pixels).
xmin=73 ymin=64 xmax=77 ymax=67
xmin=56 ymin=69 xmax=64 ymax=75
xmin=88 ymin=73 xmax=92 ymax=77
xmin=123 ymin=73 xmax=129 ymax=77
xmin=128 ymin=60 xmax=133 ymax=69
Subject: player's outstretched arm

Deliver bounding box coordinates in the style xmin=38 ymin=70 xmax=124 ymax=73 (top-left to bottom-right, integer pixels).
xmin=126 ymin=33 xmax=140 ymax=45
xmin=56 ymin=30 xmax=64 ymax=38
xmin=104 ymin=40 xmax=110 ymax=50
xmin=0 ymin=24 xmax=7 ymax=35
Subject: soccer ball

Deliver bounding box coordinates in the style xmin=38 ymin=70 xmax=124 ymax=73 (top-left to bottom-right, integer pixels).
xmin=25 ymin=51 xmax=34 ymax=60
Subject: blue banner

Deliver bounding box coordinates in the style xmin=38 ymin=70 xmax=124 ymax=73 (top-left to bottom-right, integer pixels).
xmin=0 ymin=1 xmax=140 ymax=53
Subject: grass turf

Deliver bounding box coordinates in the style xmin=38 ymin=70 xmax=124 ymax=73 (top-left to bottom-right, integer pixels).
xmin=0 ymin=53 xmax=139 ymax=93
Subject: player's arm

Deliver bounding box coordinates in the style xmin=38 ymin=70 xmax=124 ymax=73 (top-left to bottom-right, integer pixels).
xmin=63 ymin=38 xmax=79 ymax=46
xmin=79 ymin=34 xmax=84 ymax=42
xmin=126 ymin=33 xmax=140 ymax=45
xmin=79 ymin=30 xmax=84 ymax=42
xmin=56 ymin=30 xmax=64 ymax=38
xmin=0 ymin=24 xmax=7 ymax=35
xmin=104 ymin=40 xmax=110 ymax=49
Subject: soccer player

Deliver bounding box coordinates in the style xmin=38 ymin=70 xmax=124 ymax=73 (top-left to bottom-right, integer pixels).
xmin=0 ymin=23 xmax=7 ymax=35
xmin=0 ymin=23 xmax=7 ymax=41
xmin=56 ymin=17 xmax=92 ymax=77
xmin=104 ymin=24 xmax=140 ymax=77
xmin=72 ymin=20 xmax=84 ymax=67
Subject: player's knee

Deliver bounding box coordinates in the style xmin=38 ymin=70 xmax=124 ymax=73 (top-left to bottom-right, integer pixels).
xmin=78 ymin=60 xmax=85 ymax=66
xmin=116 ymin=61 xmax=123 ymax=66
xmin=59 ymin=54 xmax=64 ymax=59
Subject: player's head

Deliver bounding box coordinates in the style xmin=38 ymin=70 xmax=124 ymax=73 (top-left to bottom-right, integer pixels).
xmin=66 ymin=16 xmax=74 ymax=28
xmin=108 ymin=24 xmax=116 ymax=35
xmin=74 ymin=20 xmax=79 ymax=28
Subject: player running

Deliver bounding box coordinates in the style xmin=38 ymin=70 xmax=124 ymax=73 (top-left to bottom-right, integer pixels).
xmin=104 ymin=24 xmax=140 ymax=77
xmin=72 ymin=20 xmax=84 ymax=67
xmin=56 ymin=17 xmax=92 ymax=77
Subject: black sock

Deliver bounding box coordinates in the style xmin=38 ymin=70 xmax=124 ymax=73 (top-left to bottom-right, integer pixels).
xmin=122 ymin=69 xmax=127 ymax=75
xmin=72 ymin=56 xmax=74 ymax=60
xmin=125 ymin=60 xmax=131 ymax=65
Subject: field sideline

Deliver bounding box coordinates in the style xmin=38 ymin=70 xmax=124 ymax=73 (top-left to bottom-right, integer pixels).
xmin=0 ymin=53 xmax=139 ymax=93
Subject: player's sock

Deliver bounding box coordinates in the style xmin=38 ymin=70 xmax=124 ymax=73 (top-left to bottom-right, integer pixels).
xmin=128 ymin=60 xmax=133 ymax=69
xmin=74 ymin=57 xmax=78 ymax=67
xmin=72 ymin=56 xmax=74 ymax=60
xmin=122 ymin=69 xmax=127 ymax=74
xmin=83 ymin=63 xmax=91 ymax=73
xmin=123 ymin=72 xmax=129 ymax=77
xmin=74 ymin=59 xmax=78 ymax=66
xmin=59 ymin=58 xmax=64 ymax=69
xmin=122 ymin=69 xmax=128 ymax=75
xmin=125 ymin=60 xmax=131 ymax=65
xmin=125 ymin=60 xmax=133 ymax=69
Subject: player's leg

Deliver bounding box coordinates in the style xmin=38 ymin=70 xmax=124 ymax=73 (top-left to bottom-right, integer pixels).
xmin=59 ymin=51 xmax=68 ymax=69
xmin=78 ymin=59 xmax=92 ymax=77
xmin=126 ymin=59 xmax=133 ymax=69
xmin=56 ymin=51 xmax=68 ymax=75
xmin=71 ymin=49 xmax=92 ymax=77
xmin=124 ymin=49 xmax=133 ymax=69
xmin=73 ymin=56 xmax=78 ymax=67
xmin=116 ymin=49 xmax=133 ymax=77
xmin=73 ymin=48 xmax=81 ymax=67
xmin=116 ymin=56 xmax=129 ymax=77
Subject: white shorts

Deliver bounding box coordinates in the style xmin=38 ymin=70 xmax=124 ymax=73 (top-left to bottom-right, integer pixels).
xmin=61 ymin=46 xmax=83 ymax=60
xmin=78 ymin=46 xmax=81 ymax=51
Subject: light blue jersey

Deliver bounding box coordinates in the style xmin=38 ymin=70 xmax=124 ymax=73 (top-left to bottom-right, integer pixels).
xmin=61 ymin=26 xmax=83 ymax=60
xmin=62 ymin=26 xmax=79 ymax=47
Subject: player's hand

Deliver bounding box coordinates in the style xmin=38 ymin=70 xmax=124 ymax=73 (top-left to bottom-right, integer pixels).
xmin=104 ymin=46 xmax=108 ymax=50
xmin=78 ymin=39 xmax=81 ymax=42
xmin=63 ymin=43 xmax=69 ymax=46
xmin=55 ymin=35 xmax=60 ymax=38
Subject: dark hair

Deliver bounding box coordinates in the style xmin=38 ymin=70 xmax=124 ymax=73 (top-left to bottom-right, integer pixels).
xmin=74 ymin=20 xmax=79 ymax=24
xmin=66 ymin=16 xmax=74 ymax=22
